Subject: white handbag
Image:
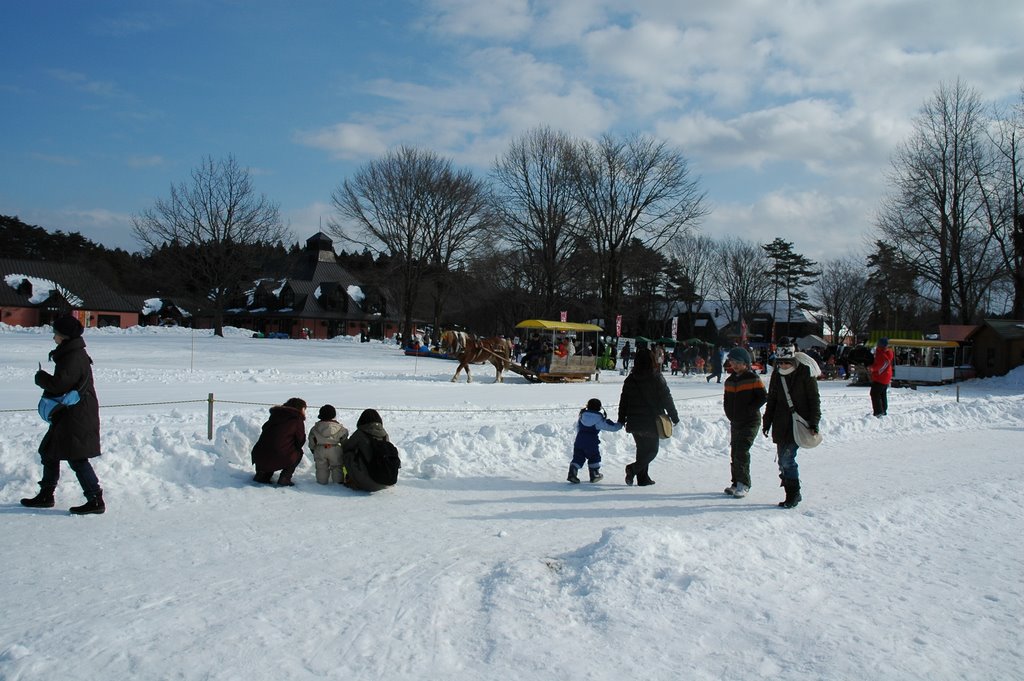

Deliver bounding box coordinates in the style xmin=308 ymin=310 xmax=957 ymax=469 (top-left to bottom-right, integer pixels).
xmin=780 ymin=375 xmax=822 ymax=448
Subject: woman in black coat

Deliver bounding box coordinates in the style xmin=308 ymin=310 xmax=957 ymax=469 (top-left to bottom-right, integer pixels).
xmin=762 ymin=344 xmax=821 ymax=508
xmin=341 ymin=409 xmax=399 ymax=492
xmin=22 ymin=316 xmax=105 ymax=515
xmin=251 ymin=398 xmax=307 ymax=486
xmin=616 ymin=348 xmax=679 ymax=486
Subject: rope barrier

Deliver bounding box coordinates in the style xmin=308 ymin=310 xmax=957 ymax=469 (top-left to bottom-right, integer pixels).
xmin=0 ymin=391 xmax=722 ymax=416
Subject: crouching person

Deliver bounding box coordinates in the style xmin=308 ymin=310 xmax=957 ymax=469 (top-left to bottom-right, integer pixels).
xmin=251 ymin=397 xmax=307 ymax=486
xmin=308 ymin=404 xmax=349 ymax=484
xmin=341 ymin=409 xmax=401 ymax=492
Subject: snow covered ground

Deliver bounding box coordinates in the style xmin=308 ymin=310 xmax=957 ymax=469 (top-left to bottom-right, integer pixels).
xmin=1 ymin=325 xmax=1021 ymax=681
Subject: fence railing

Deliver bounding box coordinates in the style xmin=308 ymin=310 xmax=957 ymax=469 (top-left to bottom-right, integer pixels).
xmin=5 ymin=393 xmax=669 ymax=440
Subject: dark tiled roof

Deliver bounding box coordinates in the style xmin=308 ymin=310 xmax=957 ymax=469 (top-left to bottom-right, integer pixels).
xmin=983 ymin=319 xmax=1024 ymax=340
xmin=0 ymin=258 xmax=138 ymax=312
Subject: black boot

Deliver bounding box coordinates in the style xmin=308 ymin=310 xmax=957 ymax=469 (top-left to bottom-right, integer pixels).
xmin=21 ymin=484 xmax=56 ymax=508
xmin=567 ymin=465 xmax=580 ymax=484
xmin=636 ymin=467 xmax=656 ymax=486
xmin=778 ymin=479 xmax=801 ymax=509
xmin=253 ymin=471 xmax=274 ymax=484
xmin=624 ymin=463 xmax=635 ymax=486
xmin=70 ymin=491 xmax=105 ymax=515
xmin=589 ymin=467 xmax=603 ymax=483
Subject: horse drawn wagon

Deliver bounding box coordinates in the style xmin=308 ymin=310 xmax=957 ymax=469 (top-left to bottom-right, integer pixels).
xmin=514 ymin=319 xmax=604 ymax=383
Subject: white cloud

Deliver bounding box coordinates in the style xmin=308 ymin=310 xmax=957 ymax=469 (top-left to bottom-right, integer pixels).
xmin=424 ymin=0 xmax=532 ymax=40
xmin=294 ymin=123 xmax=392 ymax=160
xmin=702 ymin=189 xmax=875 ymax=263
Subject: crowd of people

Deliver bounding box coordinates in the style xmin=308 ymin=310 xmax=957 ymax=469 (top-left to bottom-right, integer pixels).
xmin=566 ymin=340 xmax=821 ymax=509
xmin=250 ymin=401 xmax=401 ymax=492
xmin=22 ymin=316 xmax=901 ymax=514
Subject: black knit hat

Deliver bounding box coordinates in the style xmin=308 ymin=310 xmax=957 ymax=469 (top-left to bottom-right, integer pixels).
xmin=318 ymin=404 xmax=337 ymax=421
xmin=586 ymin=398 xmax=602 ymax=412
xmin=357 ymin=408 xmax=382 ymax=427
xmin=53 ymin=316 xmax=83 ymax=339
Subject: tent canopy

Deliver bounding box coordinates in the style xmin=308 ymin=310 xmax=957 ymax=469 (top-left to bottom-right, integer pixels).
xmin=887 ymin=338 xmax=959 ymax=348
xmin=516 ymin=319 xmax=603 ymax=332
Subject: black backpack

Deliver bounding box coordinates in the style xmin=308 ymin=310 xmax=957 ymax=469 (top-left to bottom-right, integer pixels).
xmin=365 ymin=438 xmax=401 ymax=486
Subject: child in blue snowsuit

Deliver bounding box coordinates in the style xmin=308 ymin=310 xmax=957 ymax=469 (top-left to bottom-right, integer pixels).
xmin=568 ymin=398 xmax=623 ymax=483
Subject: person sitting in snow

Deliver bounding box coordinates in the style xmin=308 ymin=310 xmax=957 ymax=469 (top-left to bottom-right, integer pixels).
xmin=567 ymin=398 xmax=622 ymax=484
xmin=307 ymin=404 xmax=349 ymax=485
xmin=251 ymin=397 xmax=307 ymax=486
xmin=341 ymin=409 xmax=400 ymax=492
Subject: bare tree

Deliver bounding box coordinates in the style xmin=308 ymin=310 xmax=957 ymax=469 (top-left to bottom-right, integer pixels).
xmin=876 ymin=79 xmax=1002 ymax=323
xmin=815 ymin=256 xmax=869 ymax=344
xmin=570 ymin=133 xmax=709 ymax=324
xmin=666 ymin=232 xmax=717 ymax=337
xmin=712 ymin=237 xmax=774 ymax=335
xmin=132 ymin=154 xmax=285 ymax=336
xmin=980 ymin=84 xmax=1024 ymax=317
xmin=491 ymin=127 xmax=582 ymax=317
xmin=422 ymin=167 xmax=496 ymax=334
xmin=330 ymin=146 xmax=491 ymax=340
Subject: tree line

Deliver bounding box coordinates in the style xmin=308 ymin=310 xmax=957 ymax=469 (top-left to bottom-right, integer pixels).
xmin=7 ymin=78 xmax=1022 ymax=340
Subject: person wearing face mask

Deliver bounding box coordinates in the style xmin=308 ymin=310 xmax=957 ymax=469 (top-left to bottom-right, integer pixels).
xmin=22 ymin=315 xmax=105 ymax=515
xmin=762 ymin=340 xmax=821 ymax=509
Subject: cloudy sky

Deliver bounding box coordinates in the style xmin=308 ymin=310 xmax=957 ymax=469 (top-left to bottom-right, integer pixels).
xmin=1 ymin=1 xmax=1021 ymax=261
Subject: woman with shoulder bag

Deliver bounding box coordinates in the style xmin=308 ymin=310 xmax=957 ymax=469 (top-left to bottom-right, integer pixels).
xmin=22 ymin=316 xmax=105 ymax=515
xmin=762 ymin=341 xmax=821 ymax=509
xmin=616 ymin=348 xmax=679 ymax=487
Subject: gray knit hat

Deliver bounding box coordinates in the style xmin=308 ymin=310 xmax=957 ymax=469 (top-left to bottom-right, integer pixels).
xmin=726 ymin=347 xmax=751 ymax=365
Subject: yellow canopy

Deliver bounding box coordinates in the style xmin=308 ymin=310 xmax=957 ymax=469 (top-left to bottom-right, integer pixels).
xmin=515 ymin=319 xmax=604 ymax=332
xmin=885 ymin=339 xmax=959 ymax=348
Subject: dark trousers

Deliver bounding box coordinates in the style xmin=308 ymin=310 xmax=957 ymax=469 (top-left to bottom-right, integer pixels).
xmin=571 ymin=447 xmax=601 ymax=469
xmin=729 ymin=417 xmax=760 ymax=487
xmin=41 ymin=458 xmax=102 ymax=498
xmin=630 ymin=432 xmax=660 ymax=482
xmin=870 ymin=382 xmax=889 ymax=416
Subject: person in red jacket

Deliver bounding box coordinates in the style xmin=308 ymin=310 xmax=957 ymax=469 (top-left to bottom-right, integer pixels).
xmin=251 ymin=397 xmax=307 ymax=485
xmin=869 ymin=338 xmax=894 ymax=417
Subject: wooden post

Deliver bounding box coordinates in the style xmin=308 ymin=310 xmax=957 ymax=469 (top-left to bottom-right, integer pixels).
xmin=207 ymin=393 xmax=214 ymax=440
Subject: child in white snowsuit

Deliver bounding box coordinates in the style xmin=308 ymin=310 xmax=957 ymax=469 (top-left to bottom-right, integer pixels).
xmin=308 ymin=404 xmax=349 ymax=484
xmin=568 ymin=398 xmax=623 ymax=483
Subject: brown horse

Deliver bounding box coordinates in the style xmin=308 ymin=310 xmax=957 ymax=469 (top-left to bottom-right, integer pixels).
xmin=440 ymin=330 xmax=469 ymax=356
xmin=449 ymin=335 xmax=512 ymax=383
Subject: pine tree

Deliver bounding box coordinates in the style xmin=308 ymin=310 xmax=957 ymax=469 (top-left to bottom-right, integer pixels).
xmin=763 ymin=238 xmax=819 ymax=339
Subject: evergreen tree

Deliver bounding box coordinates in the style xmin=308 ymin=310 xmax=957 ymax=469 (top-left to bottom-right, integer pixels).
xmin=763 ymin=238 xmax=819 ymax=338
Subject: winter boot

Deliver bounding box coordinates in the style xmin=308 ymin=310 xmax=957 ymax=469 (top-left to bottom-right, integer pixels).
xmin=276 ymin=473 xmax=295 ymax=487
xmin=624 ymin=463 xmax=636 ymax=486
xmin=636 ymin=467 xmax=656 ymax=486
xmin=253 ymin=471 xmax=274 ymax=484
xmin=589 ymin=467 xmax=603 ymax=483
xmin=70 ymin=491 xmax=105 ymax=515
xmin=732 ymin=482 xmax=749 ymax=498
xmin=21 ymin=484 xmax=56 ymax=508
xmin=778 ymin=479 xmax=801 ymax=509
xmin=724 ymin=482 xmax=737 ymax=496
xmin=567 ymin=465 xmax=581 ymax=484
